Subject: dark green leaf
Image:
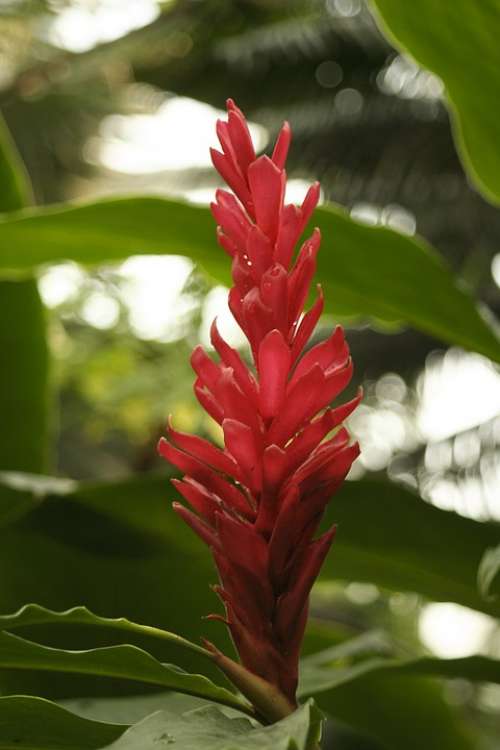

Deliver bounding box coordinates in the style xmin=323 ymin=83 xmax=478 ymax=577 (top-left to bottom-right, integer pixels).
xmin=299 ymin=637 xmax=500 ymax=696
xmin=0 ymin=603 xmax=209 ymax=658
xmin=0 ymin=472 xmax=498 ymax=623
xmin=0 ymin=630 xmax=251 ymax=715
xmin=0 ymin=197 xmax=498 ymax=360
xmin=0 ymin=695 xmax=124 ymax=749
xmin=0 ymin=472 xmax=221 ymax=698
xmin=0 ymin=118 xmax=49 ymax=474
xmin=322 ymin=479 xmax=500 ymax=618
xmin=101 ymin=701 xmax=321 ymax=750
xmin=478 ymin=544 xmax=500 ymax=600
xmin=296 ymin=634 xmax=479 ymax=750
xmin=370 ymin=0 xmax=500 ymax=205
xmin=0 ymin=472 xmax=498 ymax=700
xmin=311 ymin=674 xmax=473 ymax=750
xmin=0 ymin=281 xmax=49 ymax=473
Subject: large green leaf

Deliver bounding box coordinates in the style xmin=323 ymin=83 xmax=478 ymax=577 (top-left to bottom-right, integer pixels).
xmin=0 ymin=471 xmax=498 ymax=625
xmin=322 ymin=479 xmax=500 ymax=618
xmin=0 ymin=471 xmax=223 ymax=698
xmin=0 ymin=695 xmax=124 ymax=749
xmin=66 ymin=693 xmax=378 ymax=750
xmin=0 ymin=281 xmax=49 ymax=473
xmin=370 ymin=0 xmax=500 ymax=205
xmin=0 ymin=116 xmax=49 ymax=474
xmin=0 ymin=197 xmax=498 ymax=361
xmin=0 ymin=630 xmax=251 ymax=715
xmin=299 ymin=636 xmax=500 ymax=696
xmin=60 ymin=680 xmax=471 ymax=750
xmin=0 ymin=470 xmax=497 ymax=704
xmin=0 ymin=604 xmax=209 ymax=658
xmin=298 ymin=634 xmax=474 ymax=750
xmin=0 ymin=695 xmax=319 ymax=750
xmin=314 ymin=675 xmax=473 ymax=750
xmin=102 ymin=701 xmax=321 ymax=750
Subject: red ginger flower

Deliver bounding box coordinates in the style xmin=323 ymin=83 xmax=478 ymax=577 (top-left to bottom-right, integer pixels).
xmin=158 ymin=99 xmax=361 ymax=706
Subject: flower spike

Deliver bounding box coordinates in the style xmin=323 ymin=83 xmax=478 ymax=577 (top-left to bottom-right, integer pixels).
xmin=159 ymin=101 xmax=360 ymax=708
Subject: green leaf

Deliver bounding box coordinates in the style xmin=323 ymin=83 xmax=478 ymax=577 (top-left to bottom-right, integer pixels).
xmin=0 ymin=117 xmax=49 ymax=474
xmin=299 ymin=636 xmax=500 ymax=696
xmin=0 ymin=472 xmax=222 ymax=698
xmin=0 ymin=115 xmax=33 ymax=211
xmin=369 ymin=0 xmax=500 ymax=205
xmin=0 ymin=473 xmax=74 ymax=527
xmin=0 ymin=630 xmax=251 ymax=716
xmin=0 ymin=472 xmax=498 ymax=622
xmin=0 ymin=281 xmax=50 ymax=473
xmin=0 ymin=472 xmax=498 ymax=700
xmin=101 ymin=700 xmax=322 ymax=750
xmin=0 ymin=695 xmax=124 ymax=749
xmin=297 ymin=635 xmax=480 ymax=750
xmin=312 ymin=674 xmax=473 ymax=750
xmin=0 ymin=197 xmax=498 ymax=361
xmin=61 ymin=693 xmax=208 ymax=726
xmin=478 ymin=544 xmax=500 ymax=600
xmin=0 ymin=603 xmax=210 ymax=658
xmin=62 ymin=694 xmax=384 ymax=750
xmin=322 ymin=479 xmax=500 ymax=618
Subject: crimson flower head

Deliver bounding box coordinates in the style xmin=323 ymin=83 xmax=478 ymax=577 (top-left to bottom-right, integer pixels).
xmin=159 ymin=99 xmax=360 ymax=708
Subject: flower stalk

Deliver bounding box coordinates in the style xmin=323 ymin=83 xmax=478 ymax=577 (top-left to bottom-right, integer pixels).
xmin=159 ymin=99 xmax=360 ymax=720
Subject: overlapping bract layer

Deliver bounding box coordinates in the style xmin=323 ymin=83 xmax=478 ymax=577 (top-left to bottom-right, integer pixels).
xmin=158 ymin=99 xmax=360 ymax=703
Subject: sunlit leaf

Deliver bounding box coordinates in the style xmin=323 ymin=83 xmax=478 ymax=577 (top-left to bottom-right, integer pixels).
xmin=370 ymin=0 xmax=500 ymax=205
xmin=0 ymin=197 xmax=498 ymax=361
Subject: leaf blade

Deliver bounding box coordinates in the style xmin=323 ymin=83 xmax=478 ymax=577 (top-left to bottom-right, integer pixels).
xmin=0 ymin=117 xmax=49 ymax=474
xmin=370 ymin=0 xmax=500 ymax=204
xmin=0 ymin=630 xmax=251 ymax=716
xmin=0 ymin=196 xmax=498 ymax=361
xmin=101 ymin=700 xmax=322 ymax=750
xmin=0 ymin=695 xmax=124 ymax=749
xmin=0 ymin=603 xmax=209 ymax=658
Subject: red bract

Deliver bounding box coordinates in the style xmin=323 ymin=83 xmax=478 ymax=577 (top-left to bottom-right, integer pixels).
xmin=158 ymin=99 xmax=360 ymax=705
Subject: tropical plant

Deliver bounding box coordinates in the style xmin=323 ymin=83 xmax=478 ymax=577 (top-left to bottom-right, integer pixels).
xmin=0 ymin=1 xmax=499 ymax=748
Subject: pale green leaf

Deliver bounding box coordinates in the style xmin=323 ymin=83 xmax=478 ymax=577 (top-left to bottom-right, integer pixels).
xmin=102 ymin=700 xmax=322 ymax=750
xmin=478 ymin=544 xmax=500 ymax=600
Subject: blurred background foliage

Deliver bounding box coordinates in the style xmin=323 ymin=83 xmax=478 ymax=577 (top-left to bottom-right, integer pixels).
xmin=0 ymin=1 xmax=500 ymax=748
